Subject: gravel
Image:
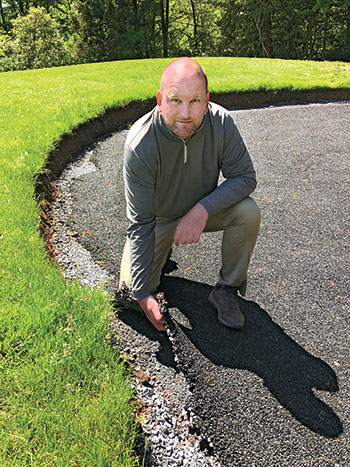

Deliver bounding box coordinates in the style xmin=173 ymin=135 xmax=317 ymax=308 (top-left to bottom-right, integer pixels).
xmin=52 ymin=142 xmax=220 ymax=467
xmin=51 ymin=101 xmax=350 ymax=466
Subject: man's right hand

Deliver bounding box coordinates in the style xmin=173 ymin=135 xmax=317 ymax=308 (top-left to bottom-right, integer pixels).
xmin=138 ymin=295 xmax=166 ymax=331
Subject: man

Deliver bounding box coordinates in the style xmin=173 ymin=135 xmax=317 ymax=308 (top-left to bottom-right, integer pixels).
xmin=120 ymin=57 xmax=261 ymax=331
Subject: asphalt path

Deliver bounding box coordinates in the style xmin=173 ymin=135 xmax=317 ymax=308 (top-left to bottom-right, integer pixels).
xmin=65 ymin=101 xmax=349 ymax=466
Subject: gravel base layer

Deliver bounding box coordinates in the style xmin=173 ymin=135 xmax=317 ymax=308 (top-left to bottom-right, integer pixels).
xmin=51 ymin=101 xmax=350 ymax=466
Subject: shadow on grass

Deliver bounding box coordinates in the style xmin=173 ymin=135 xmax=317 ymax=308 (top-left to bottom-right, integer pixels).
xmin=117 ymin=275 xmax=342 ymax=439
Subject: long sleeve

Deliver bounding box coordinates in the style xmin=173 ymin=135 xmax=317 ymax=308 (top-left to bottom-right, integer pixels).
xmin=122 ymin=103 xmax=257 ymax=299
xmin=199 ymin=116 xmax=256 ymax=216
xmin=124 ymin=143 xmax=156 ymax=299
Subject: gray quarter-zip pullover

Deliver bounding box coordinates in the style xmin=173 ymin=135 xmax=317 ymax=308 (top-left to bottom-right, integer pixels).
xmin=123 ymin=102 xmax=257 ymax=299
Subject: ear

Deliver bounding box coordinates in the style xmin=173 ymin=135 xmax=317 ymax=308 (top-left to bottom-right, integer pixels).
xmin=205 ymin=91 xmax=210 ymax=112
xmin=156 ymin=90 xmax=163 ymax=111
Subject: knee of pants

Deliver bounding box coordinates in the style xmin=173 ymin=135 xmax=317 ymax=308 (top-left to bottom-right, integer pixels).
xmin=232 ymin=197 xmax=261 ymax=230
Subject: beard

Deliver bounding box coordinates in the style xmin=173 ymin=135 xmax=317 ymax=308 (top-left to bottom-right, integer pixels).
xmin=169 ymin=120 xmax=199 ymax=139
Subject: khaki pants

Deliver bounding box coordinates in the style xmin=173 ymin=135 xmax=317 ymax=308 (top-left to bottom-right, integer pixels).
xmin=119 ymin=197 xmax=261 ymax=296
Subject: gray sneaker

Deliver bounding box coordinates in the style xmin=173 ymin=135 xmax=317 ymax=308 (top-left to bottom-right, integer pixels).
xmin=208 ymin=286 xmax=245 ymax=329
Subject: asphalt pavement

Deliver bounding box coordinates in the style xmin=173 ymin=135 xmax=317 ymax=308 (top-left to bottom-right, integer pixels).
xmin=62 ymin=101 xmax=350 ymax=466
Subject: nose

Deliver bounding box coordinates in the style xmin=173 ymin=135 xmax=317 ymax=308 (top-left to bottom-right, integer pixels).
xmin=179 ymin=102 xmax=191 ymax=119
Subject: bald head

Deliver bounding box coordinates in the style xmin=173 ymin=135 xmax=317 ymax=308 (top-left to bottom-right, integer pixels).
xmin=160 ymin=58 xmax=208 ymax=93
xmin=156 ymin=58 xmax=210 ymax=139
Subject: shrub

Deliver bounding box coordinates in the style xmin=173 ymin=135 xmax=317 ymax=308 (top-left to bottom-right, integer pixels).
xmin=0 ymin=7 xmax=69 ymax=71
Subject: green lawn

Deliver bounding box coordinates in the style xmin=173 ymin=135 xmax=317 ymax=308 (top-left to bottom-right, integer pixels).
xmin=0 ymin=57 xmax=349 ymax=465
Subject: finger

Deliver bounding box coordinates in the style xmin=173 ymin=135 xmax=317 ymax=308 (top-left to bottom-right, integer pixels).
xmin=174 ymin=230 xmax=180 ymax=246
xmin=185 ymin=235 xmax=196 ymax=245
xmin=144 ymin=299 xmax=166 ymax=331
xmin=174 ymin=230 xmax=184 ymax=246
xmin=144 ymin=309 xmax=166 ymax=331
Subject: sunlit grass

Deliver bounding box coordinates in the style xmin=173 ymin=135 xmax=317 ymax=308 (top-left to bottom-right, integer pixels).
xmin=200 ymin=56 xmax=350 ymax=92
xmin=0 ymin=56 xmax=349 ymax=465
xmin=0 ymin=179 xmax=139 ymax=465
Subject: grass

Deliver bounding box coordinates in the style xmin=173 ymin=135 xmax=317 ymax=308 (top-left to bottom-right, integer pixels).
xmin=0 ymin=56 xmax=349 ymax=465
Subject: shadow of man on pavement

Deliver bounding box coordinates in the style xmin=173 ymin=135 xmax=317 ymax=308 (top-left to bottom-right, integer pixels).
xmin=160 ymin=276 xmax=343 ymax=439
xmin=116 ymin=275 xmax=342 ymax=439
xmin=114 ymin=298 xmax=177 ymax=370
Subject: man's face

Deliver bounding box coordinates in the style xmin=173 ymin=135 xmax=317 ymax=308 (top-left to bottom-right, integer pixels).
xmin=156 ymin=73 xmax=209 ymax=140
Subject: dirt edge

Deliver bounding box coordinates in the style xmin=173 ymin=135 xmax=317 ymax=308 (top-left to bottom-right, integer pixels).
xmin=35 ymin=88 xmax=350 ymax=252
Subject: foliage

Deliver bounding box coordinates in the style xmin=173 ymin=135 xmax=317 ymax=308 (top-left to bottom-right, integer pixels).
xmin=1 ymin=0 xmax=350 ymax=70
xmin=166 ymin=0 xmax=222 ymax=57
xmin=70 ymin=0 xmax=161 ymax=62
xmin=219 ymin=0 xmax=350 ymax=61
xmin=0 ymin=6 xmax=70 ymax=71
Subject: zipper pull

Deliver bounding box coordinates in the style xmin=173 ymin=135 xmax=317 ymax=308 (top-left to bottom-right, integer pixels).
xmin=184 ymin=142 xmax=188 ymax=163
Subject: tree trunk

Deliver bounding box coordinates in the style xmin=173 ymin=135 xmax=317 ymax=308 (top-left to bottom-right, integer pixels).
xmin=255 ymin=10 xmax=269 ymax=57
xmin=345 ymin=4 xmax=350 ymax=60
xmin=322 ymin=11 xmax=328 ymax=59
xmin=189 ymin=0 xmax=199 ymax=54
xmin=160 ymin=0 xmax=169 ymax=57
xmin=132 ymin=0 xmax=140 ymax=55
xmin=15 ymin=0 xmax=25 ymax=15
xmin=0 ymin=1 xmax=8 ymax=33
xmin=255 ymin=2 xmax=273 ymax=58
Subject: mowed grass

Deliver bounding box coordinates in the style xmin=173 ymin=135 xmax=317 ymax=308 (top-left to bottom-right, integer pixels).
xmin=0 ymin=57 xmax=349 ymax=465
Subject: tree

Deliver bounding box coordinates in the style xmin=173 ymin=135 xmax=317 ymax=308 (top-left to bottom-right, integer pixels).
xmin=70 ymin=0 xmax=161 ymax=63
xmin=1 ymin=0 xmax=349 ymax=67
xmin=344 ymin=0 xmax=350 ymax=60
xmin=164 ymin=0 xmax=222 ymax=57
xmin=0 ymin=6 xmax=67 ymax=70
xmin=218 ymin=0 xmax=350 ymax=61
xmin=0 ymin=1 xmax=8 ymax=33
xmin=160 ymin=0 xmax=169 ymax=57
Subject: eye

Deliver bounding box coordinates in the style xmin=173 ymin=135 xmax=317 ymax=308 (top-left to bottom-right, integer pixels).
xmin=191 ymin=98 xmax=200 ymax=103
xmin=171 ymin=98 xmax=180 ymax=103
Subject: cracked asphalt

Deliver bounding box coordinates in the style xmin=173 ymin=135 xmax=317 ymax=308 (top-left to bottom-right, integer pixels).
xmin=61 ymin=101 xmax=349 ymax=466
